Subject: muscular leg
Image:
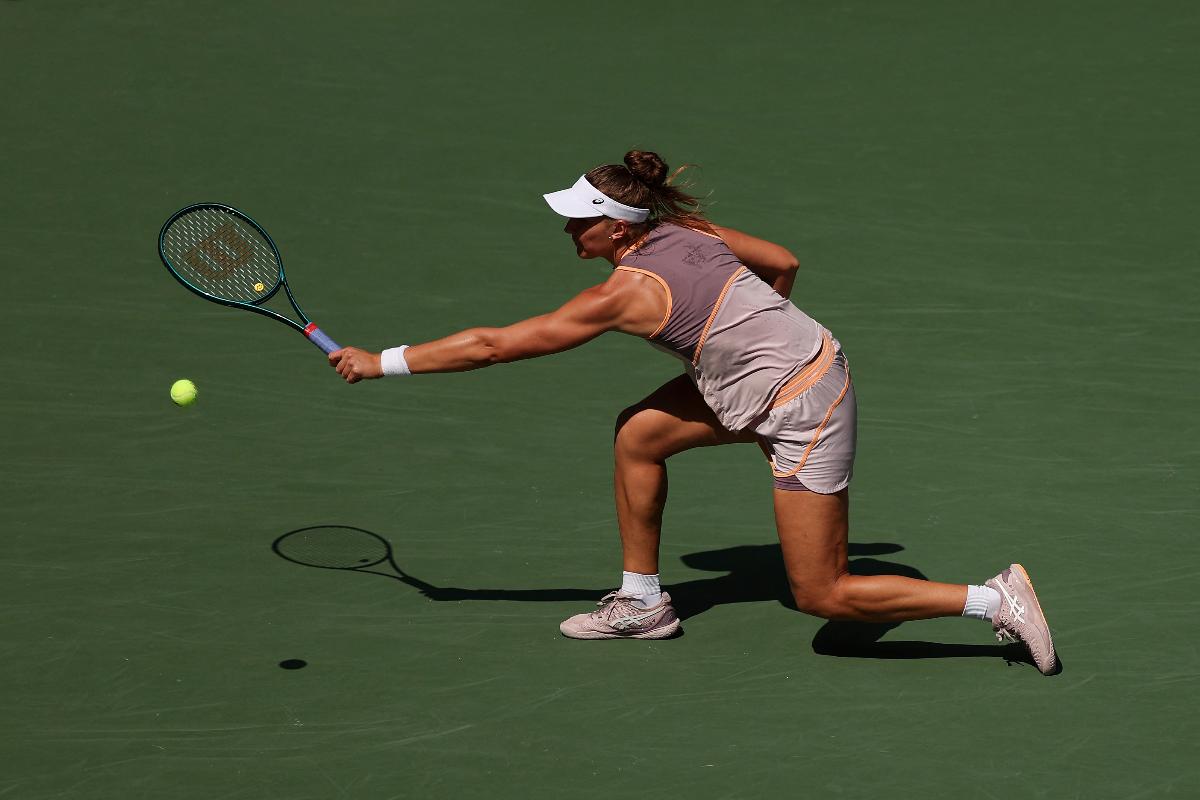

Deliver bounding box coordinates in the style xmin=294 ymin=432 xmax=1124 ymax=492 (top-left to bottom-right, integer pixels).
xmin=775 ymin=488 xmax=967 ymax=621
xmin=614 ymin=374 xmax=754 ymax=574
xmin=615 ymin=378 xmax=966 ymax=621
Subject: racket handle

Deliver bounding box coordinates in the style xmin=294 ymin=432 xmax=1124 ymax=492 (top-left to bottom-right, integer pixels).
xmin=303 ymin=323 xmax=342 ymax=355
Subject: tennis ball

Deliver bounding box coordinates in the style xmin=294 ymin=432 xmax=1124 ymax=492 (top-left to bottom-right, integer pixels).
xmin=170 ymin=379 xmax=198 ymax=407
xmin=253 ymin=282 xmax=265 ymax=292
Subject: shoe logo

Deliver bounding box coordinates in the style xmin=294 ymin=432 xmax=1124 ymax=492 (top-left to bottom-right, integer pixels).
xmin=996 ymin=582 xmax=1027 ymax=625
xmin=613 ymin=610 xmax=661 ymax=630
xmin=592 ymin=198 xmax=604 ymax=204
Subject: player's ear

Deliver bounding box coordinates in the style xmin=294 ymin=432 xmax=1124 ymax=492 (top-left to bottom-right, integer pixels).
xmin=610 ymin=220 xmax=629 ymax=241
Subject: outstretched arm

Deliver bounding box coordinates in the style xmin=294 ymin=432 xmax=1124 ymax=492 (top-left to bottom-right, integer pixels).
xmin=327 ymin=271 xmax=664 ymax=383
xmin=712 ymin=225 xmax=799 ymax=298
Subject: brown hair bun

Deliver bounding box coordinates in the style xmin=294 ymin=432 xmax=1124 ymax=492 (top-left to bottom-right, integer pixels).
xmin=624 ymin=150 xmax=668 ymax=187
xmin=584 ymin=150 xmax=710 ymax=231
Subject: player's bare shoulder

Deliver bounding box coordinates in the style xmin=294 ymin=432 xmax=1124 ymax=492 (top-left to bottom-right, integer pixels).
xmin=603 ymin=267 xmax=670 ymax=338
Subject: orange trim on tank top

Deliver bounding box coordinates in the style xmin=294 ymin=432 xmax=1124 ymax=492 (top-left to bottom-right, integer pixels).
xmin=620 ymin=231 xmax=653 ymax=258
xmin=770 ymin=334 xmax=835 ymax=410
xmin=771 ymin=365 xmax=852 ymax=479
xmin=614 ymin=265 xmax=672 ymax=338
xmin=691 ymin=267 xmax=746 ymax=366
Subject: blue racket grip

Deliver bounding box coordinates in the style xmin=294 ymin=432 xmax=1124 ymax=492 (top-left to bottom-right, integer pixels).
xmin=303 ymin=323 xmax=342 ymax=355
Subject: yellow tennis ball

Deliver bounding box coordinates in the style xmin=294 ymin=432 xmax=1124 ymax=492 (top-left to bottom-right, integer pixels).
xmin=170 ymin=379 xmax=198 ymax=407
xmin=253 ymin=282 xmax=265 ymax=292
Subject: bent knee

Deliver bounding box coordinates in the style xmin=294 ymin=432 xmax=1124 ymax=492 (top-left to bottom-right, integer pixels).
xmin=614 ymin=394 xmax=740 ymax=461
xmin=614 ymin=404 xmax=647 ymax=447
xmin=614 ymin=404 xmax=642 ymax=438
xmin=791 ymin=583 xmax=851 ymax=620
xmin=614 ymin=404 xmax=674 ymax=459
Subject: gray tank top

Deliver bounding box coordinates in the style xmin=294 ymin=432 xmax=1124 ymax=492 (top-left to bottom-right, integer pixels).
xmin=617 ymin=224 xmax=828 ymax=431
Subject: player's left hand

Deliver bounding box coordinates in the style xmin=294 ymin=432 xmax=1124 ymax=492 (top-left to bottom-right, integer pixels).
xmin=328 ymin=347 xmax=383 ymax=383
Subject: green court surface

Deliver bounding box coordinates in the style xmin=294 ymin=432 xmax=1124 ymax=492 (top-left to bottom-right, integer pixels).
xmin=2 ymin=2 xmax=1197 ymax=798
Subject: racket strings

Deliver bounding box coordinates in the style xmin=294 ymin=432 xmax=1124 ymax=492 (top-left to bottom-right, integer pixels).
xmin=274 ymin=528 xmax=392 ymax=570
xmin=163 ymin=208 xmax=281 ymax=304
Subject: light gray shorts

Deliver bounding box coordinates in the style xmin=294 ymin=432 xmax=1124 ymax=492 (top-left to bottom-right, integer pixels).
xmin=753 ymin=348 xmax=857 ymax=494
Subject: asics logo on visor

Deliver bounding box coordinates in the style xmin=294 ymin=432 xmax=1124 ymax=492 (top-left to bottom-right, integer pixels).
xmin=592 ymin=198 xmax=604 ymax=204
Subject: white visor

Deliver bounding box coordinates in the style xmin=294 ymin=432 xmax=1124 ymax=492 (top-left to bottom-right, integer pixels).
xmin=542 ymin=175 xmax=650 ymax=223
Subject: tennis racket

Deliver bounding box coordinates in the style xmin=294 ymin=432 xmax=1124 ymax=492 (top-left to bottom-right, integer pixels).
xmin=158 ymin=203 xmax=341 ymax=354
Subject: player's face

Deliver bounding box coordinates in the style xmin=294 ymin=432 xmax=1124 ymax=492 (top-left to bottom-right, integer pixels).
xmin=563 ymin=216 xmax=614 ymax=260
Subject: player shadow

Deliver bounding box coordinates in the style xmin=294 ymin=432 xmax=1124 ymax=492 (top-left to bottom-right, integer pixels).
xmin=273 ymin=526 xmax=1028 ymax=666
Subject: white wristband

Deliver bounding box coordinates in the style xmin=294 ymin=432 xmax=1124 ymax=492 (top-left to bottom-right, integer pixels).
xmin=380 ymin=345 xmax=412 ymax=376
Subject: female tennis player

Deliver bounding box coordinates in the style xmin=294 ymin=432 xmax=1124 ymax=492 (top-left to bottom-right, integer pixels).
xmin=328 ymin=150 xmax=1058 ymax=674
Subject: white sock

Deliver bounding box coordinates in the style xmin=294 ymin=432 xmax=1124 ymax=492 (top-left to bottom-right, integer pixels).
xmin=962 ymin=584 xmax=1002 ymax=621
xmin=621 ymin=571 xmax=662 ymax=608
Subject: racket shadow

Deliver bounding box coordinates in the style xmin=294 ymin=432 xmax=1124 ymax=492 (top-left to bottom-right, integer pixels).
xmin=271 ymin=526 xmax=1030 ymax=665
xmin=271 ymin=525 xmax=602 ymax=603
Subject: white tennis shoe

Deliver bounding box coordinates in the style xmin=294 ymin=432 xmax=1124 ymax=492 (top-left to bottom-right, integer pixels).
xmin=559 ymin=591 xmax=681 ymax=639
xmin=986 ymin=564 xmax=1058 ymax=675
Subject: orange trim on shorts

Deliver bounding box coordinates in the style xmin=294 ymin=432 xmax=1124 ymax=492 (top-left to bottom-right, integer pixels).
xmin=692 ymin=267 xmax=746 ymax=365
xmin=771 ymin=364 xmax=852 ymax=479
xmin=770 ymin=334 xmax=835 ymax=410
xmin=615 ymin=265 xmax=672 ymax=338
